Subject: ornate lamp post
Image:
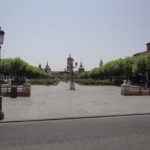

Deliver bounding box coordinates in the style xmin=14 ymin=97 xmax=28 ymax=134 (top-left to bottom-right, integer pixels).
xmin=0 ymin=27 xmax=5 ymax=71
xmin=0 ymin=27 xmax=5 ymax=120
xmin=67 ymin=54 xmax=77 ymax=90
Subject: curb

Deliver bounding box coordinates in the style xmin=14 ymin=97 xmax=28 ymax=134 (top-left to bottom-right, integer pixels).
xmin=1 ymin=113 xmax=150 ymax=124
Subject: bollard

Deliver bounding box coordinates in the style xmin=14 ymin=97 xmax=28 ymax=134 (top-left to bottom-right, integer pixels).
xmin=121 ymin=84 xmax=128 ymax=96
xmin=11 ymin=86 xmax=17 ymax=98
xmin=0 ymin=97 xmax=4 ymax=120
xmin=121 ymin=80 xmax=129 ymax=96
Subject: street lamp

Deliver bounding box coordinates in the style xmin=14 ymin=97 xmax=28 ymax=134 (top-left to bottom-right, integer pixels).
xmin=0 ymin=27 xmax=5 ymax=70
xmin=0 ymin=27 xmax=5 ymax=120
xmin=0 ymin=27 xmax=5 ymax=45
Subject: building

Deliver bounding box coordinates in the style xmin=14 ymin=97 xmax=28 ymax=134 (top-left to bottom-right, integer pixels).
xmin=134 ymin=42 xmax=150 ymax=56
xmin=44 ymin=62 xmax=52 ymax=76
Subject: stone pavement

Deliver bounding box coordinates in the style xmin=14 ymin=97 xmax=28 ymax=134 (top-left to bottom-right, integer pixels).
xmin=2 ymin=82 xmax=150 ymax=121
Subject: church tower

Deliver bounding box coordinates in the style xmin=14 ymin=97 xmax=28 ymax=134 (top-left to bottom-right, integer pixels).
xmin=44 ymin=62 xmax=52 ymax=75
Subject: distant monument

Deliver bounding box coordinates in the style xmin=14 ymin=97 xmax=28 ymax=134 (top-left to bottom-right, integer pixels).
xmin=99 ymin=59 xmax=103 ymax=67
xmin=78 ymin=62 xmax=85 ymax=73
xmin=44 ymin=62 xmax=52 ymax=76
xmin=67 ymin=54 xmax=77 ymax=90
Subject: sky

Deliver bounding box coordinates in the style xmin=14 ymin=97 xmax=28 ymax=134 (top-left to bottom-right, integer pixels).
xmin=0 ymin=0 xmax=150 ymax=71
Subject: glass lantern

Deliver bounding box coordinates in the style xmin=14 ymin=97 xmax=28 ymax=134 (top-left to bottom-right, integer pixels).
xmin=0 ymin=27 xmax=5 ymax=45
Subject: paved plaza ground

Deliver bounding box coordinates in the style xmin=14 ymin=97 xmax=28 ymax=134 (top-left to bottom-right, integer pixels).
xmin=2 ymin=82 xmax=150 ymax=121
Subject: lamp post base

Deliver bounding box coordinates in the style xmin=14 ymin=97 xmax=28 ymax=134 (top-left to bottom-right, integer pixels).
xmin=0 ymin=112 xmax=4 ymax=120
xmin=0 ymin=97 xmax=4 ymax=120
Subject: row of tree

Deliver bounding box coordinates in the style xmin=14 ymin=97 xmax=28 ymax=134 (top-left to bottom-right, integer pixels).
xmin=79 ymin=54 xmax=150 ymax=84
xmin=1 ymin=55 xmax=150 ymax=84
xmin=0 ymin=58 xmax=49 ymax=78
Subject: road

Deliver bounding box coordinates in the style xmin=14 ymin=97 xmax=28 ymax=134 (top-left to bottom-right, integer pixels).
xmin=0 ymin=115 xmax=150 ymax=150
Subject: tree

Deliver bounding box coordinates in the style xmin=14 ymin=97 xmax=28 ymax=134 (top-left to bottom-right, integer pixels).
xmin=0 ymin=58 xmax=49 ymax=79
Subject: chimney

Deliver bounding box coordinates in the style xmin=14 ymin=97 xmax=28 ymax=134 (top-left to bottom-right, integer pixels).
xmin=146 ymin=42 xmax=150 ymax=51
